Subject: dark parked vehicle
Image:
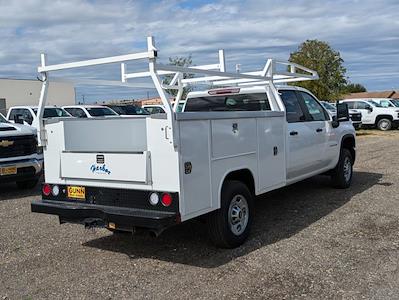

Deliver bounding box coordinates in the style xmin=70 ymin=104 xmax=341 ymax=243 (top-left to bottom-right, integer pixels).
xmin=321 ymin=101 xmax=362 ymax=130
xmin=105 ymin=104 xmax=149 ymax=116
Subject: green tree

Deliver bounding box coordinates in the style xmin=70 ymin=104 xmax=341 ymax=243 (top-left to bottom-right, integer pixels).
xmin=163 ymin=56 xmax=194 ymax=99
xmin=289 ymin=40 xmax=347 ymax=101
xmin=342 ymin=83 xmax=367 ymax=94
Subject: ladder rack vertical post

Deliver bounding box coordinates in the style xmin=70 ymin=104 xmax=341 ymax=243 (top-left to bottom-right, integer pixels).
xmin=218 ymin=50 xmax=225 ymax=72
xmin=37 ymin=53 xmax=49 ymax=146
xmin=147 ymin=36 xmax=177 ymax=148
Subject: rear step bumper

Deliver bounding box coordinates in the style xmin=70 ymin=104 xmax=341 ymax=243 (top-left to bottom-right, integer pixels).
xmin=31 ymin=200 xmax=179 ymax=230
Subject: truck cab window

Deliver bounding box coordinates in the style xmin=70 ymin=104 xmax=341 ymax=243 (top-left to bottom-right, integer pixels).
xmin=20 ymin=109 xmax=33 ymax=124
xmin=345 ymin=102 xmax=355 ymax=109
xmin=354 ymin=102 xmax=369 ymax=109
xmin=299 ymin=92 xmax=328 ymax=121
xmin=184 ymin=93 xmax=270 ymax=112
xmin=65 ymin=108 xmax=87 ymax=118
xmin=279 ymin=90 xmax=306 ymax=123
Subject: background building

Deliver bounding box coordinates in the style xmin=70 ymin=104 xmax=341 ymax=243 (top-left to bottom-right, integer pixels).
xmin=0 ymin=78 xmax=75 ymax=115
xmin=344 ymin=90 xmax=399 ymax=99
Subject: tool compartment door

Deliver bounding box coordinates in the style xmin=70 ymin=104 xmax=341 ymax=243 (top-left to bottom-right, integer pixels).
xmin=60 ymin=152 xmax=150 ymax=183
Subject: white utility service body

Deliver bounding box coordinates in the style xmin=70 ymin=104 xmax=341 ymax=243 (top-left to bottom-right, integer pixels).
xmin=31 ymin=37 xmax=356 ymax=248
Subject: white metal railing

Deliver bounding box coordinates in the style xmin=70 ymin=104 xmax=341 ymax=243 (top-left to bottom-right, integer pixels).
xmin=36 ymin=36 xmax=318 ymax=147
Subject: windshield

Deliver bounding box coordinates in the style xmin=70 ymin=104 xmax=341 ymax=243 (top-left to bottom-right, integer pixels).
xmin=86 ymin=107 xmax=117 ymax=117
xmin=321 ymin=101 xmax=336 ymax=111
xmin=0 ymin=113 xmax=8 ymax=123
xmin=108 ymin=105 xmax=149 ymax=115
xmin=367 ymin=100 xmax=382 ymax=107
xmin=391 ymin=99 xmax=399 ymax=107
xmin=33 ymin=108 xmax=70 ymax=118
xmin=377 ymin=100 xmax=394 ymax=107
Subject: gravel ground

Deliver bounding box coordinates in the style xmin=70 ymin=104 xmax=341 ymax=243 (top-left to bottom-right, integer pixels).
xmin=1 ymin=131 xmax=399 ymax=299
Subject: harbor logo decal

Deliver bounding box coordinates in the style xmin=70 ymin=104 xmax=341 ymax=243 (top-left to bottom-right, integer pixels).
xmin=90 ymin=164 xmax=111 ymax=175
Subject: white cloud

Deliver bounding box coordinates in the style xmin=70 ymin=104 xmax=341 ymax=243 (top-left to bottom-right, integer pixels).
xmin=0 ymin=0 xmax=398 ymax=101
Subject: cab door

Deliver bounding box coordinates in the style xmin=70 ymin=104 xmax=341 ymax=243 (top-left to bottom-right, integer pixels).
xmin=353 ymin=101 xmax=374 ymax=124
xmin=298 ymin=91 xmax=336 ymax=169
xmin=280 ymin=90 xmax=321 ymax=180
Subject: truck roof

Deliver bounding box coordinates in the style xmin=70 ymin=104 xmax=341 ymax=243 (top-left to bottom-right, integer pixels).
xmin=63 ymin=105 xmax=108 ymax=108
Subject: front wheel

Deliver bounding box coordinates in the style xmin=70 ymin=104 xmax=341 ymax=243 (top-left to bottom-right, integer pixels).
xmin=331 ymin=148 xmax=353 ymax=189
xmin=376 ymin=118 xmax=392 ymax=131
xmin=207 ymin=180 xmax=253 ymax=248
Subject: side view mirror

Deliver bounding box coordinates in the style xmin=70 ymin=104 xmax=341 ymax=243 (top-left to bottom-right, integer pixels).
xmin=14 ymin=114 xmax=24 ymax=124
xmin=365 ymin=105 xmax=373 ymax=112
xmin=332 ymin=102 xmax=350 ymax=128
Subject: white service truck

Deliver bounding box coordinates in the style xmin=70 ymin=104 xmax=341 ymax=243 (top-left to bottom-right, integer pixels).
xmin=31 ymin=37 xmax=356 ymax=248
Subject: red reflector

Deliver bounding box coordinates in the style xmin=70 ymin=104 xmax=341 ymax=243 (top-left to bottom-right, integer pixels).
xmin=161 ymin=193 xmax=172 ymax=207
xmin=208 ymin=88 xmax=240 ymax=95
xmin=42 ymin=184 xmax=51 ymax=196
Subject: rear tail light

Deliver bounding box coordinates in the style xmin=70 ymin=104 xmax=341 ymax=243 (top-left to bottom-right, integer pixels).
xmin=42 ymin=184 xmax=51 ymax=196
xmin=161 ymin=193 xmax=173 ymax=207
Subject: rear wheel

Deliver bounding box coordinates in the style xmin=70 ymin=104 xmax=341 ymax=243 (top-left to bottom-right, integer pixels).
xmin=376 ymin=118 xmax=392 ymax=131
xmin=207 ymin=180 xmax=253 ymax=248
xmin=331 ymin=148 xmax=353 ymax=189
xmin=16 ymin=178 xmax=39 ymax=189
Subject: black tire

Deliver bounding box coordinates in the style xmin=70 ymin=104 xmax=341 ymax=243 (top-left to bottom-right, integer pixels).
xmin=16 ymin=178 xmax=39 ymax=189
xmin=376 ymin=118 xmax=392 ymax=131
xmin=331 ymin=148 xmax=353 ymax=189
xmin=207 ymin=180 xmax=253 ymax=248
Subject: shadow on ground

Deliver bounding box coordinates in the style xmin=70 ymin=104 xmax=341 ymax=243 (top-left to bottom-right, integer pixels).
xmin=0 ymin=177 xmax=42 ymax=201
xmin=83 ymin=171 xmax=383 ymax=268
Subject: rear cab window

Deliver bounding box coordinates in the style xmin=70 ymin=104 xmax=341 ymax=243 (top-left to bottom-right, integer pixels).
xmin=9 ymin=108 xmax=34 ymax=124
xmin=184 ymin=93 xmax=271 ymax=112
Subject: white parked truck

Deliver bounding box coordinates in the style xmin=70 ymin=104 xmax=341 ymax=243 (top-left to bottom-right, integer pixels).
xmin=7 ymin=106 xmax=71 ymax=130
xmin=31 ymin=37 xmax=356 ymax=248
xmin=0 ymin=113 xmax=43 ymax=189
xmin=340 ymin=99 xmax=399 ymax=130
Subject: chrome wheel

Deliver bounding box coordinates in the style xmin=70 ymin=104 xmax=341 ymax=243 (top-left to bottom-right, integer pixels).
xmin=378 ymin=119 xmax=391 ymax=131
xmin=228 ymin=194 xmax=249 ymax=236
xmin=343 ymin=156 xmax=352 ymax=183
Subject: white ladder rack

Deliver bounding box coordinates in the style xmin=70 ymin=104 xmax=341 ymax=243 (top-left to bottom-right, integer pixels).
xmin=36 ymin=36 xmax=318 ymax=147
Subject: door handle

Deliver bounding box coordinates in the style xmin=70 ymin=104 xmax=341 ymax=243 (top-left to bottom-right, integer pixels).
xmin=316 ymin=128 xmax=323 ymax=132
xmin=289 ymin=131 xmax=298 ymax=136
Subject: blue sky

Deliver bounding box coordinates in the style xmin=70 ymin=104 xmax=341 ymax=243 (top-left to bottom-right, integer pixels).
xmin=0 ymin=0 xmax=398 ymax=103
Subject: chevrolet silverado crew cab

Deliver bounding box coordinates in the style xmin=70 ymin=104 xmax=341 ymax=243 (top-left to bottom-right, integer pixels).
xmin=0 ymin=113 xmax=43 ymax=188
xmin=340 ymin=99 xmax=399 ymax=130
xmin=31 ymin=37 xmax=356 ymax=248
